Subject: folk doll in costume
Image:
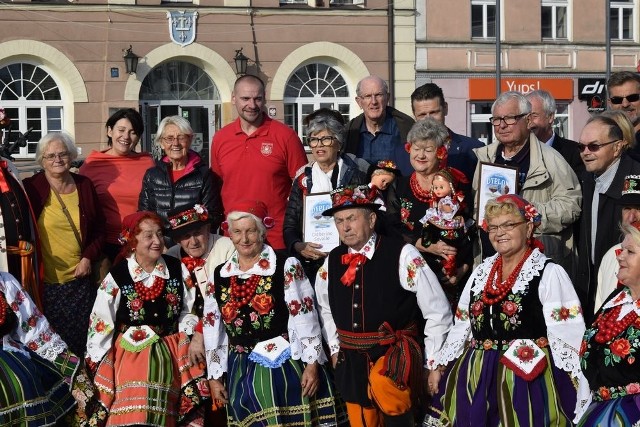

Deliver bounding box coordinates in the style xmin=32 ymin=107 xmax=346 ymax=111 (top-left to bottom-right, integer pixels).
xmin=315 ymin=185 xmax=452 ymax=427
xmin=203 ymin=200 xmax=347 ymax=427
xmin=577 ymin=221 xmax=640 ymax=426
xmin=85 ymin=211 xmax=210 ymax=427
xmin=420 ymin=167 xmax=474 ymax=306
xmin=0 ymin=271 xmax=79 ymax=426
xmin=424 ymin=194 xmax=588 ymax=426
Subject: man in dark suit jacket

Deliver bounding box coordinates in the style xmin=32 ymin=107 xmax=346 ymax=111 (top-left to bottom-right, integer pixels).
xmin=526 ymin=90 xmax=585 ymax=177
xmin=410 ymin=83 xmax=483 ymax=182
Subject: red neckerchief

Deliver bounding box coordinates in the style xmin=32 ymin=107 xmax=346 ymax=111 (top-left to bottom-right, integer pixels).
xmin=182 ymin=256 xmax=205 ymax=273
xmin=340 ymin=253 xmax=367 ymax=286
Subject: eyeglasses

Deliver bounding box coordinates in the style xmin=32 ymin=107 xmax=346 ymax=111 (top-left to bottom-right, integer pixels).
xmin=43 ymin=151 xmax=70 ymax=161
xmin=489 ymin=114 xmax=527 ymax=126
xmin=577 ymin=139 xmax=619 ymax=152
xmin=308 ymin=136 xmax=337 ymax=148
xmin=609 ymin=94 xmax=640 ymax=105
xmin=486 ymin=220 xmax=526 ymax=233
xmin=162 ymin=135 xmax=190 ymax=144
xmin=358 ymin=92 xmax=386 ymax=102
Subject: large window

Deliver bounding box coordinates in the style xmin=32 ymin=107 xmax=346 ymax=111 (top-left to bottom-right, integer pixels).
xmin=610 ymin=0 xmax=635 ymax=41
xmin=542 ymin=0 xmax=568 ymax=40
xmin=283 ymin=63 xmax=351 ymax=150
xmin=0 ymin=63 xmax=63 ymax=159
xmin=471 ymin=0 xmax=496 ymax=39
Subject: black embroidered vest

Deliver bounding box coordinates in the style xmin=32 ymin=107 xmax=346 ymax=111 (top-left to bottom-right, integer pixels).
xmin=112 ymin=255 xmax=184 ymax=336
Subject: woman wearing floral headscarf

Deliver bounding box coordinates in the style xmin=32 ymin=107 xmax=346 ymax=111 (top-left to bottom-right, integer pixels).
xmin=424 ymin=194 xmax=588 ymax=427
xmin=85 ymin=211 xmax=210 ymax=427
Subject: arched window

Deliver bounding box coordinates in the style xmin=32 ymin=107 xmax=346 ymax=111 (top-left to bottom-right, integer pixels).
xmin=139 ymin=61 xmax=221 ymax=164
xmin=0 ymin=63 xmax=64 ymax=158
xmin=283 ymin=63 xmax=351 ymax=148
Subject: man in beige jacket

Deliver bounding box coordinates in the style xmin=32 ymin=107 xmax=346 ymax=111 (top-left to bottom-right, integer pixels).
xmin=472 ymin=91 xmax=582 ymax=276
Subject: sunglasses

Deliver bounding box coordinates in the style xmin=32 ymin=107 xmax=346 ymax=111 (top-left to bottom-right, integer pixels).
xmin=577 ymin=139 xmax=619 ymax=152
xmin=610 ymin=94 xmax=640 ymax=104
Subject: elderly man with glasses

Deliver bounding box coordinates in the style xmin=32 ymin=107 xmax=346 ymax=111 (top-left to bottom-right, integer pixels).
xmin=472 ymin=91 xmax=581 ymax=277
xmin=576 ymin=114 xmax=640 ymax=322
xmin=343 ymin=76 xmax=415 ymax=176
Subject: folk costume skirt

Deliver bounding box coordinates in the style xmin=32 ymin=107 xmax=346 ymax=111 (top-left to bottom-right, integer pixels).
xmin=578 ymin=394 xmax=640 ymax=426
xmin=90 ymin=331 xmax=210 ymax=427
xmin=0 ymin=348 xmax=78 ymax=426
xmin=225 ymin=350 xmax=347 ymax=427
xmin=424 ymin=347 xmax=577 ymax=427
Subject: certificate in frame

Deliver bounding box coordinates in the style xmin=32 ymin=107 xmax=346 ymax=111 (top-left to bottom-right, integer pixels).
xmin=303 ymin=192 xmax=341 ymax=253
xmin=476 ymin=162 xmax=519 ymax=225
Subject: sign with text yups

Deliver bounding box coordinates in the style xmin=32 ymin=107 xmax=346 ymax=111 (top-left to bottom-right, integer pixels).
xmin=469 ymin=78 xmax=574 ymax=101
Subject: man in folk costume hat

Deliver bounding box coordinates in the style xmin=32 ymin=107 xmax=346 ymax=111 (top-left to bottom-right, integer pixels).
xmin=166 ymin=204 xmax=234 ymax=358
xmin=165 ymin=203 xmax=234 ymax=423
xmin=595 ymin=174 xmax=640 ymax=314
xmin=314 ymin=185 xmax=452 ymax=427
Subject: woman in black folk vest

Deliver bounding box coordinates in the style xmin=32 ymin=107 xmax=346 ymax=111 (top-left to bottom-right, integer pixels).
xmin=425 ymin=194 xmax=588 ymax=426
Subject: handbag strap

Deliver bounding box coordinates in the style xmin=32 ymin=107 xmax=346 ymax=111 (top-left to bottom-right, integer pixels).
xmin=51 ymin=186 xmax=82 ymax=247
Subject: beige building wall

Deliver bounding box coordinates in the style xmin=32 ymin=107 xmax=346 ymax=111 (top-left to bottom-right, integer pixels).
xmin=0 ymin=2 xmax=408 ymax=155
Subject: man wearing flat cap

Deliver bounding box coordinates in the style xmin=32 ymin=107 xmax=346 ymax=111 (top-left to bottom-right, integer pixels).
xmin=594 ymin=174 xmax=640 ymax=314
xmin=314 ymin=185 xmax=452 ymax=427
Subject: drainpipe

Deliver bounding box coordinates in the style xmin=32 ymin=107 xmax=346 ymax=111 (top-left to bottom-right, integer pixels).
xmin=388 ymin=1 xmax=395 ymax=107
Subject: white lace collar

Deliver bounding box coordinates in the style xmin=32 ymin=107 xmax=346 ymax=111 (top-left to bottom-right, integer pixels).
xmin=127 ymin=255 xmax=170 ymax=282
xmin=220 ymin=244 xmax=277 ymax=278
xmin=470 ymin=248 xmax=547 ymax=295
xmin=601 ymin=287 xmax=640 ymax=319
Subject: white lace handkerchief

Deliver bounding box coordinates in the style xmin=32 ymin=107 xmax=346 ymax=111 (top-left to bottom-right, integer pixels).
xmin=500 ymin=339 xmax=547 ymax=381
xmin=248 ymin=336 xmax=291 ymax=368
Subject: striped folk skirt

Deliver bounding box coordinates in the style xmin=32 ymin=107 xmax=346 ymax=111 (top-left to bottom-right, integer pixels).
xmin=578 ymin=394 xmax=640 ymax=426
xmin=0 ymin=348 xmax=78 ymax=426
xmin=90 ymin=331 xmax=210 ymax=427
xmin=226 ymin=351 xmax=348 ymax=427
xmin=424 ymin=347 xmax=577 ymax=427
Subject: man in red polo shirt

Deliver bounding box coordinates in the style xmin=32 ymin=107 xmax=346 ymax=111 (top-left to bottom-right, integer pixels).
xmin=211 ymin=75 xmax=307 ymax=251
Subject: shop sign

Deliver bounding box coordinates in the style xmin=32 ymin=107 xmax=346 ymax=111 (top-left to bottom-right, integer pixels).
xmin=469 ymin=78 xmax=574 ymax=101
xmin=578 ymin=78 xmax=606 ymax=113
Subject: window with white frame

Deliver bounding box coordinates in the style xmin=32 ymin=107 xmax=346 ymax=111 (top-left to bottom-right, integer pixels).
xmin=0 ymin=63 xmax=63 ymax=159
xmin=283 ymin=63 xmax=351 ymax=150
xmin=542 ymin=0 xmax=568 ymax=40
xmin=471 ymin=0 xmax=496 ymax=39
xmin=610 ymin=0 xmax=635 ymax=41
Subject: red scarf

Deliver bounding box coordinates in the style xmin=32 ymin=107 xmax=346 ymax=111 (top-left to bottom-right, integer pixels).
xmin=182 ymin=256 xmax=205 ymax=273
xmin=341 ymin=253 xmax=367 ymax=286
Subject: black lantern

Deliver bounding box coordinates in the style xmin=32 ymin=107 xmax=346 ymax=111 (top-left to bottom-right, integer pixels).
xmin=234 ymin=48 xmax=250 ymax=75
xmin=123 ymin=45 xmax=139 ymax=75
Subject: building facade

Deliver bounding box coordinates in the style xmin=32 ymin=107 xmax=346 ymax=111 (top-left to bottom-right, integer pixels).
xmin=418 ymin=0 xmax=640 ymax=143
xmin=0 ymin=0 xmax=416 ymax=163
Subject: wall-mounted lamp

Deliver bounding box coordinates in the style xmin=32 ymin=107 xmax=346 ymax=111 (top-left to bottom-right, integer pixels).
xmin=123 ymin=45 xmax=139 ymax=75
xmin=234 ymin=48 xmax=250 ymax=76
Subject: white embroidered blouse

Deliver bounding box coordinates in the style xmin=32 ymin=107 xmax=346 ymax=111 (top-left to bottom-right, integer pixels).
xmin=202 ymin=244 xmax=327 ymax=380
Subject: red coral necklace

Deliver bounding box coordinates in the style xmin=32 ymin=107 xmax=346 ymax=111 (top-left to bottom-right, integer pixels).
xmin=481 ymin=248 xmax=533 ymax=305
xmin=594 ymin=304 xmax=639 ymax=344
xmin=409 ymin=172 xmax=435 ymax=204
xmin=229 ymin=275 xmax=261 ymax=309
xmin=0 ymin=293 xmax=7 ymax=326
xmin=134 ymin=276 xmax=165 ymax=301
